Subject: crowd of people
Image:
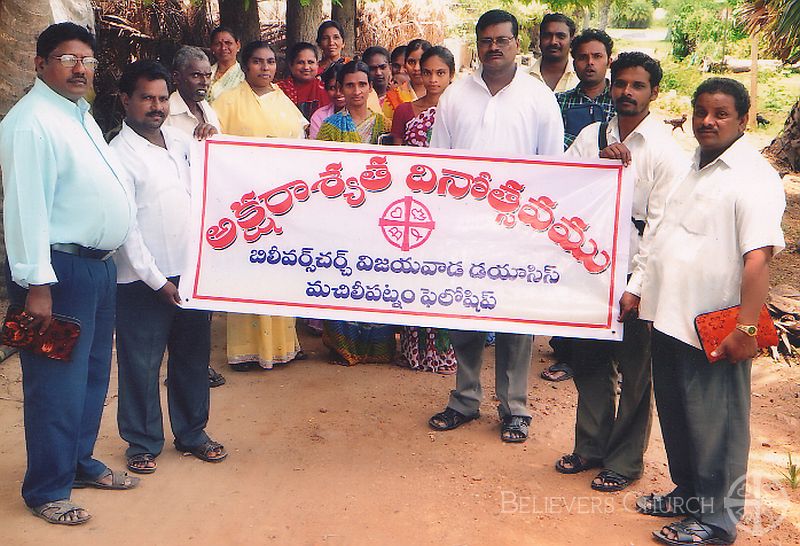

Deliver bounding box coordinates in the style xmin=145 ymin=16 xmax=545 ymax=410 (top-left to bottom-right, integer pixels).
xmin=0 ymin=8 xmax=787 ymax=546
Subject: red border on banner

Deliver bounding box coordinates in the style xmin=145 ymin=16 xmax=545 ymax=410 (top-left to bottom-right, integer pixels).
xmin=193 ymin=139 xmax=624 ymax=330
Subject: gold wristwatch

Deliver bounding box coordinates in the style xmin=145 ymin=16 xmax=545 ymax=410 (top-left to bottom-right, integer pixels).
xmin=735 ymin=323 xmax=758 ymax=337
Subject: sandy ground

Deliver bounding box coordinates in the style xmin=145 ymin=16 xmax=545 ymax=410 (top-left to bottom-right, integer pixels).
xmin=0 ymin=315 xmax=798 ymax=546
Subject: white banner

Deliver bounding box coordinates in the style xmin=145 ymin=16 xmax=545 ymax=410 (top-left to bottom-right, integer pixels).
xmin=183 ymin=136 xmax=634 ymax=340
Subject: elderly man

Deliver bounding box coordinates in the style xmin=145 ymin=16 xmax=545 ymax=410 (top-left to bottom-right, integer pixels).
xmin=111 ymin=60 xmax=227 ymax=475
xmin=554 ymin=52 xmax=687 ymax=493
xmin=429 ymin=9 xmax=563 ymax=443
xmin=0 ymin=22 xmax=138 ymax=525
xmin=163 ymin=45 xmax=224 ymax=388
xmin=530 ymin=12 xmax=579 ymax=92
xmin=638 ymin=78 xmax=785 ymax=545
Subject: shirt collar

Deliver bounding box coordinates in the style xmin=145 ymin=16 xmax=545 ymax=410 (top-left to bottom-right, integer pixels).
xmin=569 ymin=79 xmax=611 ymax=101
xmin=33 ymin=77 xmax=91 ymax=117
xmin=610 ymin=111 xmax=660 ymax=142
xmin=691 ymin=134 xmax=751 ymax=172
xmin=472 ymin=64 xmax=521 ymax=95
xmin=168 ymin=92 xmax=191 ymax=115
xmin=119 ymin=121 xmax=173 ymax=154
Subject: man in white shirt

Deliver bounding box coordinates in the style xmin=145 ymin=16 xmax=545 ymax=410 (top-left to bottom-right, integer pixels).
xmin=164 ymin=46 xmax=220 ymax=137
xmin=111 ymin=60 xmax=227 ymax=475
xmin=554 ymin=52 xmax=687 ymax=494
xmin=428 ymin=9 xmax=563 ymax=443
xmin=529 ymin=13 xmax=579 ymax=92
xmin=636 ymin=78 xmax=785 ymax=545
xmin=164 ymin=46 xmax=224 ymax=388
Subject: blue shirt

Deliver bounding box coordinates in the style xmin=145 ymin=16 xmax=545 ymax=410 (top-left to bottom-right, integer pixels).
xmin=0 ymin=78 xmax=134 ymax=287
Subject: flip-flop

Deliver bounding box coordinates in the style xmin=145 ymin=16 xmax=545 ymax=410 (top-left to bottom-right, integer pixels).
xmin=555 ymin=453 xmax=603 ymax=474
xmin=29 ymin=499 xmax=91 ymax=525
xmin=73 ymin=468 xmax=139 ymax=490
xmin=127 ymin=453 xmax=157 ymax=475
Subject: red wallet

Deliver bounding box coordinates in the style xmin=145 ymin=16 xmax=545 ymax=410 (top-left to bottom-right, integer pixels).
xmin=694 ymin=304 xmax=778 ymax=363
xmin=1 ymin=305 xmax=81 ymax=362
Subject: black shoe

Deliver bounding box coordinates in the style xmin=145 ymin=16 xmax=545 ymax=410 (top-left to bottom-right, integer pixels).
xmin=208 ymin=366 xmax=226 ymax=387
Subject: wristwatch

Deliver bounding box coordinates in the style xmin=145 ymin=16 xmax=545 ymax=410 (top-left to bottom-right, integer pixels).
xmin=735 ymin=323 xmax=758 ymax=337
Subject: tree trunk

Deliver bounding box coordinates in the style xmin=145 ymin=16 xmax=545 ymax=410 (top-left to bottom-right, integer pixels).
xmin=598 ymin=0 xmax=612 ymax=30
xmin=286 ymin=0 xmax=322 ymax=51
xmin=219 ymin=0 xmax=260 ymax=45
xmin=332 ymin=0 xmax=356 ymax=57
xmin=763 ymin=98 xmax=800 ymax=176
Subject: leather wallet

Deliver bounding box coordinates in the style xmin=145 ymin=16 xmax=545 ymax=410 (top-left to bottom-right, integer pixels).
xmin=694 ymin=304 xmax=778 ymax=363
xmin=1 ymin=305 xmax=81 ymax=362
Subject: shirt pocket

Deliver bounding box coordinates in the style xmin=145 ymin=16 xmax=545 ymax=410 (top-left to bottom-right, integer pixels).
xmin=679 ymin=194 xmax=718 ymax=235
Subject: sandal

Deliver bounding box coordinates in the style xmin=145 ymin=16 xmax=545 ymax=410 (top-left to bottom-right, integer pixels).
xmin=175 ymin=439 xmax=228 ymax=462
xmin=127 ymin=453 xmax=157 ymax=475
xmin=555 ymin=453 xmax=603 ymax=474
xmin=541 ymin=362 xmax=574 ymax=382
xmin=428 ymin=407 xmax=480 ymax=431
xmin=501 ymin=415 xmax=531 ymax=443
xmin=637 ymin=492 xmax=690 ymax=517
xmin=591 ymin=469 xmax=632 ymax=492
xmin=29 ymin=499 xmax=91 ymax=525
xmin=73 ymin=468 xmax=139 ymax=490
xmin=229 ymin=361 xmax=262 ymax=372
xmin=653 ymin=517 xmax=734 ymax=545
xmin=208 ymin=366 xmax=226 ymax=388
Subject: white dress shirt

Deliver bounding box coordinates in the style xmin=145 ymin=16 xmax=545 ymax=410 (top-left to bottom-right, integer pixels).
xmin=110 ymin=123 xmax=192 ymax=290
xmin=639 ymin=136 xmax=786 ymax=348
xmin=164 ymin=91 xmax=221 ymax=136
xmin=566 ymin=114 xmax=689 ymax=293
xmin=430 ymin=66 xmax=564 ymax=156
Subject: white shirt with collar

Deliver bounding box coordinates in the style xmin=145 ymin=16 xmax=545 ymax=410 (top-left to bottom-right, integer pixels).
xmin=529 ymin=56 xmax=579 ymax=93
xmin=110 ymin=122 xmax=192 ymax=290
xmin=164 ymin=91 xmax=221 ymax=136
xmin=430 ymin=65 xmax=564 ymax=157
xmin=639 ymin=135 xmax=786 ymax=349
xmin=566 ymin=114 xmax=690 ymax=292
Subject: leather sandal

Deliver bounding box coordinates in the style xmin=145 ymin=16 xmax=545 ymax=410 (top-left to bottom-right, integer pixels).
xmin=127 ymin=453 xmax=157 ymax=474
xmin=653 ymin=517 xmax=734 ymax=545
xmin=29 ymin=499 xmax=91 ymax=525
xmin=428 ymin=407 xmax=480 ymax=431
xmin=73 ymin=468 xmax=139 ymax=490
xmin=591 ymin=469 xmax=633 ymax=492
xmin=500 ymin=415 xmax=531 ymax=443
xmin=555 ymin=453 xmax=603 ymax=474
xmin=175 ymin=439 xmax=228 ymax=462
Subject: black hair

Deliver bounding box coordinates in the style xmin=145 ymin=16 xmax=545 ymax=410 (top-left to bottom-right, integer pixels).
xmin=288 ymin=41 xmax=318 ymax=64
xmin=421 ymin=46 xmax=456 ymax=75
xmin=118 ymin=59 xmax=172 ymax=96
xmin=406 ymin=39 xmax=432 ymax=57
xmin=363 ymin=46 xmax=390 ymax=65
xmin=610 ymin=51 xmax=663 ymax=88
xmin=240 ymin=40 xmax=275 ymax=67
xmin=476 ymin=9 xmax=519 ymax=38
xmin=570 ymin=28 xmax=614 ymax=58
xmin=391 ymin=45 xmax=407 ymax=63
xmin=210 ymin=25 xmax=239 ymax=44
xmin=692 ymin=77 xmax=751 ymax=117
xmin=336 ymin=60 xmax=371 ymax=86
xmin=317 ymin=20 xmax=345 ymax=44
xmin=540 ymin=13 xmax=576 ymax=37
xmin=321 ymin=62 xmax=344 ymax=86
xmin=36 ymin=22 xmax=95 ymax=58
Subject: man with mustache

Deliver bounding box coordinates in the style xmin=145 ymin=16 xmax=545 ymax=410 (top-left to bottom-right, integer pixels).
xmin=111 ymin=60 xmax=227 ymax=475
xmin=164 ymin=46 xmax=225 ymax=389
xmin=0 ymin=22 xmax=138 ymax=525
xmin=429 ymin=9 xmax=563 ymax=444
xmin=639 ymin=78 xmax=785 ymax=546
xmin=554 ymin=52 xmax=687 ymax=494
xmin=530 ymin=12 xmax=579 ymax=92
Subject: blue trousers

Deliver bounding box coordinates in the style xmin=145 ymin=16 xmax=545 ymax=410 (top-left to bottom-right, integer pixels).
xmin=115 ymin=279 xmax=211 ymax=457
xmin=8 ymin=251 xmax=116 ymax=507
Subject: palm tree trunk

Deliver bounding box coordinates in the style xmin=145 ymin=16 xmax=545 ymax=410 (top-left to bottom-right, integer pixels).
xmin=763 ymin=98 xmax=800 ymax=176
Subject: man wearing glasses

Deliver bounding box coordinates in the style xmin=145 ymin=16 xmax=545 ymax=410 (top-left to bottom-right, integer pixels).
xmin=429 ymin=9 xmax=563 ymax=443
xmin=0 ymin=22 xmax=138 ymax=526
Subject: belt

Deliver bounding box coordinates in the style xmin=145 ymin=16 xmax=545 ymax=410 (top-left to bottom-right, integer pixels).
xmin=51 ymin=243 xmax=116 ymax=261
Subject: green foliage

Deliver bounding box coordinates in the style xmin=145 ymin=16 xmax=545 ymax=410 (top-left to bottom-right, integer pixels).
xmin=658 ymin=57 xmax=704 ymax=96
xmin=663 ymin=0 xmax=746 ymax=59
xmin=780 ymin=452 xmax=800 ymax=489
xmin=451 ymin=0 xmax=545 ymax=51
xmin=611 ymin=0 xmax=654 ymax=28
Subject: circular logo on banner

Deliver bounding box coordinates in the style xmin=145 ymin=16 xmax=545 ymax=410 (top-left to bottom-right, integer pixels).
xmin=378 ymin=197 xmax=436 ymax=251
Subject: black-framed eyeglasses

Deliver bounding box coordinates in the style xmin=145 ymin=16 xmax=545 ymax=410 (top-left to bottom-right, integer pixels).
xmin=477 ymin=36 xmax=515 ymax=48
xmin=49 ymin=54 xmax=99 ymax=70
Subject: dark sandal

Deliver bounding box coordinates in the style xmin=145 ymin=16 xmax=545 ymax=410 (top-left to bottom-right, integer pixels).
xmin=540 ymin=362 xmax=574 ymax=382
xmin=175 ymin=439 xmax=228 ymax=462
xmin=127 ymin=453 xmax=157 ymax=474
xmin=229 ymin=361 xmax=262 ymax=372
xmin=637 ymin=493 xmax=689 ymax=517
xmin=428 ymin=407 xmax=480 ymax=431
xmin=208 ymin=366 xmax=226 ymax=388
xmin=653 ymin=517 xmax=734 ymax=545
xmin=73 ymin=468 xmax=139 ymax=490
xmin=29 ymin=499 xmax=91 ymax=525
xmin=591 ymin=469 xmax=632 ymax=492
xmin=555 ymin=453 xmax=603 ymax=474
xmin=501 ymin=415 xmax=531 ymax=443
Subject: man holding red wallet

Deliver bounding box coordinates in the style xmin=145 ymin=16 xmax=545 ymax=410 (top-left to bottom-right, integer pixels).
xmin=632 ymin=78 xmax=786 ymax=545
xmin=0 ymin=22 xmax=139 ymax=525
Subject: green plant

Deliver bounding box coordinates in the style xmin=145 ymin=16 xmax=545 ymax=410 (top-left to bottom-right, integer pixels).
xmin=780 ymin=452 xmax=800 ymax=489
xmin=611 ymin=0 xmax=654 ymax=29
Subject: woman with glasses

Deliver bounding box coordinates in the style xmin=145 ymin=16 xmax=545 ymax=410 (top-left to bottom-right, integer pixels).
xmin=207 ymin=26 xmax=245 ymax=103
xmin=212 ymin=41 xmax=308 ymax=371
